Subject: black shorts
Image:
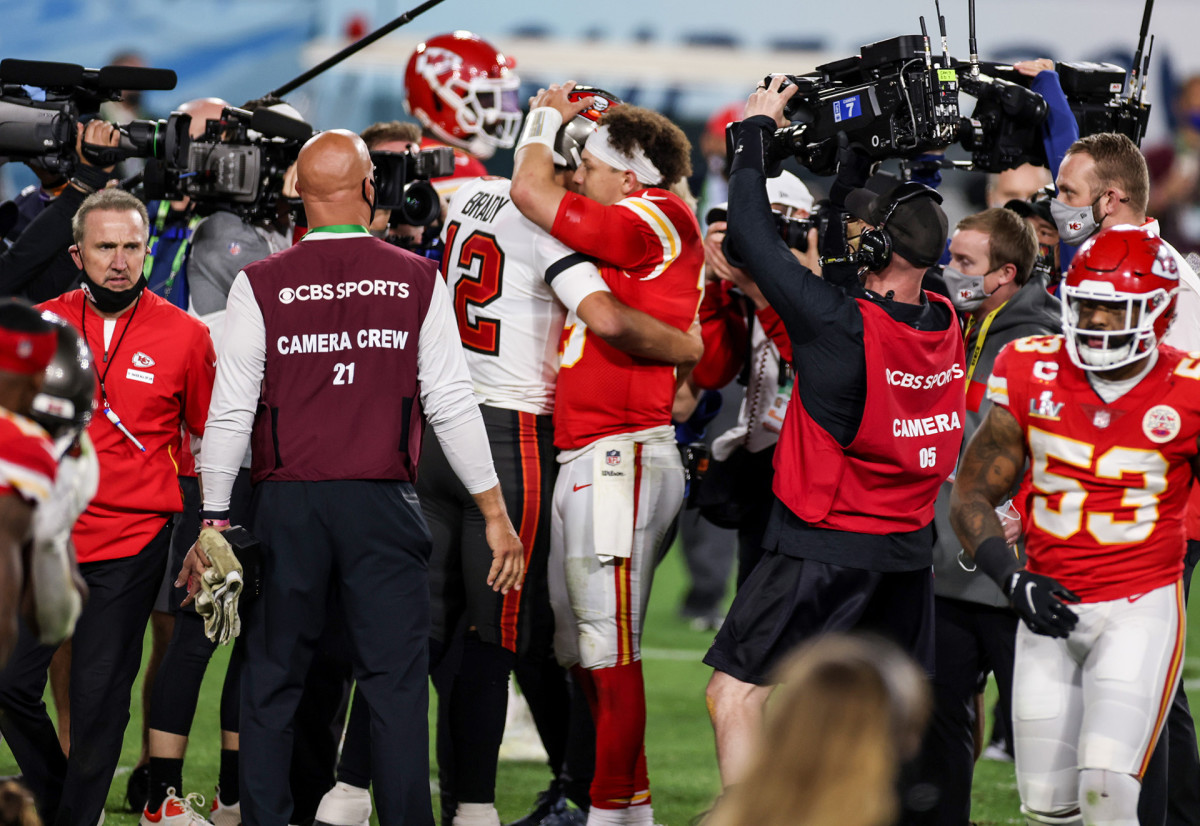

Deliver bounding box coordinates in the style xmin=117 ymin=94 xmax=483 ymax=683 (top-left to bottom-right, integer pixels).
xmin=703 ymin=550 xmax=935 ymax=685
xmin=419 ymin=405 xmax=557 ymax=657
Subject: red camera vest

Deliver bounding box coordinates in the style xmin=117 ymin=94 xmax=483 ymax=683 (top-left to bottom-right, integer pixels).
xmin=773 ymin=294 xmax=966 ymax=533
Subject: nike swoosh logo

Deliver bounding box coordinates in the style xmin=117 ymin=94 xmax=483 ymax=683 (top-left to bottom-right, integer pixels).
xmin=573 ymin=483 xmax=592 ymax=492
xmin=642 ymin=194 xmax=666 ymax=200
xmin=1025 ymin=582 xmax=1038 ymax=614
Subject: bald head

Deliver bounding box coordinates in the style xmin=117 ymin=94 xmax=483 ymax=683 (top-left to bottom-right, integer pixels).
xmin=297 ymin=131 xmax=372 ymax=200
xmin=295 ymin=130 xmax=376 ymax=228
xmin=177 ymin=97 xmax=229 ymax=139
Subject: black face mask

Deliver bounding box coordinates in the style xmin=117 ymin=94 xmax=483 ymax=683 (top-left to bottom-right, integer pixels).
xmin=80 ymin=272 xmax=147 ymax=314
xmin=362 ymin=177 xmax=377 ymax=227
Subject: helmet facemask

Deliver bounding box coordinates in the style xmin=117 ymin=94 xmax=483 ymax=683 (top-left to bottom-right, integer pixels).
xmin=1062 ymin=281 xmax=1175 ymax=372
xmin=436 ymin=75 xmax=520 ymax=149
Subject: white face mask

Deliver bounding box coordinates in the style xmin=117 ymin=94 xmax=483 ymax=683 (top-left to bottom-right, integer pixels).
xmin=1050 ymin=196 xmax=1101 ymax=246
xmin=942 ymin=266 xmax=992 ymax=312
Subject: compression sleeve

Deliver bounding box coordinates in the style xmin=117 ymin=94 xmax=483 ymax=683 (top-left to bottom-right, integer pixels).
xmin=198 ymin=272 xmax=263 ymax=511
xmin=417 ymin=276 xmax=499 ymax=494
xmin=533 ymin=229 xmax=610 ymax=314
xmin=1032 ymin=71 xmax=1078 ymax=181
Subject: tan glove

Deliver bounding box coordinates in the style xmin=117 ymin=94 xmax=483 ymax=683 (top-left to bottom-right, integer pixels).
xmin=195 ymin=528 xmax=245 ymax=645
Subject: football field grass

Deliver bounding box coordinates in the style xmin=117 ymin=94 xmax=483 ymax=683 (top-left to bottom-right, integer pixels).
xmin=3 ymin=546 xmax=1198 ymax=825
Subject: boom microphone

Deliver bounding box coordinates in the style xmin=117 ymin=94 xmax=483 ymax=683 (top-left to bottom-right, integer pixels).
xmin=0 ymin=59 xmax=85 ymax=88
xmin=95 ymin=65 xmax=177 ymax=91
xmin=249 ymin=108 xmax=313 ymax=142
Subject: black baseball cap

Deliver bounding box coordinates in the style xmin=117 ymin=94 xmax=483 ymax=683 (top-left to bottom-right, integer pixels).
xmin=1003 ymin=197 xmax=1054 ymax=226
xmin=846 ymin=182 xmax=949 ymax=267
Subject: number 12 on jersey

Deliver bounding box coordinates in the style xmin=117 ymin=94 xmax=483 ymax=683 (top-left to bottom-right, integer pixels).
xmin=442 ymin=221 xmax=505 ymax=356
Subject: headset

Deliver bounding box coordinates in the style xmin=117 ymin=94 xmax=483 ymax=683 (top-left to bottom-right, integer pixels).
xmin=856 ymin=181 xmax=944 ymax=272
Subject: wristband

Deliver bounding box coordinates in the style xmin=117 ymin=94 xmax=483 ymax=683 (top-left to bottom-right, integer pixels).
xmin=71 ymin=164 xmax=110 ymax=193
xmin=517 ymin=107 xmax=563 ymax=152
xmin=972 ymin=535 xmax=1022 ymax=590
xmin=202 ymin=518 xmax=231 ymax=529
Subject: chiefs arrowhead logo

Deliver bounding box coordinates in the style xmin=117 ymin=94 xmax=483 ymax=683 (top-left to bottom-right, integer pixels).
xmin=1068 ymin=220 xmax=1083 ymax=231
xmin=132 ymin=351 xmax=155 ymax=368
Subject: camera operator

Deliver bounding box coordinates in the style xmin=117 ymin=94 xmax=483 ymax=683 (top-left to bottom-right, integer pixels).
xmin=915 ymin=206 xmax=1057 ymax=826
xmin=1 ymin=162 xmax=69 ymax=246
xmin=693 ymin=172 xmax=817 ymax=588
xmin=359 ymin=120 xmax=429 ymax=251
xmin=703 ymin=74 xmax=962 ymax=788
xmin=0 ymin=120 xmax=121 ymax=301
xmin=186 ymin=97 xmax=301 ymax=329
xmin=1052 ymin=133 xmax=1200 ymax=339
xmin=142 ymin=96 xmax=230 ymax=310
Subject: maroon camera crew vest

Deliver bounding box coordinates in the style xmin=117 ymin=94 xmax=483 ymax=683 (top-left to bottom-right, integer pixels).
xmin=245 ymin=229 xmax=437 ymax=484
xmin=773 ymin=294 xmax=966 ymax=533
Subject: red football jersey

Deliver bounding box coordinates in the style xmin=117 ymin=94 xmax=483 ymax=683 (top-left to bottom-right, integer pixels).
xmin=0 ymin=409 xmax=56 ymax=509
xmin=550 ymin=188 xmax=704 ymax=450
xmin=988 ymin=336 xmax=1200 ymax=601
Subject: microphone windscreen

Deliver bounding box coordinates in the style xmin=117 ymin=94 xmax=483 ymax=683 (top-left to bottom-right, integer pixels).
xmin=0 ymin=59 xmax=84 ymax=88
xmin=96 ymin=65 xmax=177 ymax=91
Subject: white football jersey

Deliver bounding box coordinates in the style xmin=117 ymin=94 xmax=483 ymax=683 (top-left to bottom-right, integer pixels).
xmin=440 ymin=177 xmax=609 ymax=415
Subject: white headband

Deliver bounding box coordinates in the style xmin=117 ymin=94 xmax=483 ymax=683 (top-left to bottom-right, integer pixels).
xmin=583 ymin=125 xmax=663 ymax=187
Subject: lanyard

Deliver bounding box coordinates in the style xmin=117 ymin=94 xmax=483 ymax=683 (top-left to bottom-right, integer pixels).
xmin=963 ymin=300 xmax=1009 ymax=386
xmin=301 ymin=224 xmax=369 ymax=239
xmin=143 ymin=202 xmax=200 ymax=300
xmin=81 ymin=296 xmax=147 ymax=452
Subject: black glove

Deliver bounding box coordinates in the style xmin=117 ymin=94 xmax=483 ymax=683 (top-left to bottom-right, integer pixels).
xmin=1002 ymin=569 xmax=1081 ymax=639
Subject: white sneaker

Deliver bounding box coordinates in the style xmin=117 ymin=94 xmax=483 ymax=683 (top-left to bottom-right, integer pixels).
xmin=982 ymin=742 xmax=1014 ymax=762
xmin=313 ymin=781 xmax=372 ymax=826
xmin=140 ymin=788 xmax=215 ymax=825
xmin=208 ymin=787 xmax=240 ymax=826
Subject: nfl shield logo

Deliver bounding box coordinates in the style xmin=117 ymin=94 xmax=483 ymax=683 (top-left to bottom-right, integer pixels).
xmin=605 ymin=450 xmax=621 ymax=466
xmin=1093 ymin=410 xmax=1111 ymax=429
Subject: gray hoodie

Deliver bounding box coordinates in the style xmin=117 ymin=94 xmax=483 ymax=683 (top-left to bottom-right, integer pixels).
xmin=932 ymin=277 xmax=1062 ymax=606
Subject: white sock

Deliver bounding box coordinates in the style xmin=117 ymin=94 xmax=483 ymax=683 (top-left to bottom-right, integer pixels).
xmin=452 ymin=802 xmax=501 ymax=826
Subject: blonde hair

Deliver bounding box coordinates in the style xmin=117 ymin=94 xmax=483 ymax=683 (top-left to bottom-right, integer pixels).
xmin=71 ymin=188 xmax=148 ymax=246
xmin=706 ymin=634 xmax=931 ymax=826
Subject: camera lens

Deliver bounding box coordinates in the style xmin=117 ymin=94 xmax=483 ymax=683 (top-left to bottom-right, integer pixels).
xmin=400 ymin=181 xmax=440 ymax=227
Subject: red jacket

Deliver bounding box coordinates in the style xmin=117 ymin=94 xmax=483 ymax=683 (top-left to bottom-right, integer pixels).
xmin=39 ymin=290 xmax=215 ymax=562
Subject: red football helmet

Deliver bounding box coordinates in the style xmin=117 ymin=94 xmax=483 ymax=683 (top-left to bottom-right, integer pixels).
xmin=551 ymin=86 xmax=622 ymax=170
xmin=404 ymin=32 xmax=521 ymax=159
xmin=1061 ymin=225 xmax=1180 ymax=371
